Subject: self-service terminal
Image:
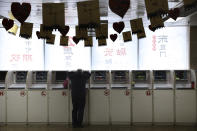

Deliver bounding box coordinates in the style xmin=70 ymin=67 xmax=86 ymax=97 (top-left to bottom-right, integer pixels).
xmin=0 ymin=71 xmax=7 ymax=123
xmin=132 ymin=70 xmax=152 ymax=123
xmin=27 ymin=71 xmax=48 ymax=123
xmin=0 ymin=71 xmax=7 ymax=89
xmin=49 ymin=71 xmax=69 ymax=123
xmin=6 ymin=71 xmax=28 ymax=123
xmin=153 ymin=70 xmax=174 ymax=124
xmin=29 ymin=71 xmax=48 ymax=89
xmin=110 ymin=70 xmax=131 ymax=125
xmin=174 ymin=70 xmax=196 ymax=123
xmin=89 ymin=70 xmax=110 ymax=125
xmin=153 ymin=70 xmax=173 ymax=89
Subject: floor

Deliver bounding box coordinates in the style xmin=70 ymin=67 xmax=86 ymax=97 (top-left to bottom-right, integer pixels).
xmin=0 ymin=125 xmax=197 ymax=131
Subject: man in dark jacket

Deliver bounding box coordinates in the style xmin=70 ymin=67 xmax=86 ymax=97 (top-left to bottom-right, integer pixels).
xmin=68 ymin=69 xmax=91 ymax=128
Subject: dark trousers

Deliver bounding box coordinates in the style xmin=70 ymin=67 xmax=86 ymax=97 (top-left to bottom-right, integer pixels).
xmin=72 ymin=95 xmax=85 ymax=126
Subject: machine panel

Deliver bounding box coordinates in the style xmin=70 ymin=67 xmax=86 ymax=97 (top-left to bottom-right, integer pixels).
xmin=90 ymin=71 xmax=109 ymax=88
xmin=93 ymin=71 xmax=107 ymax=83
xmin=0 ymin=71 xmax=7 ymax=89
xmin=133 ymin=71 xmax=147 ymax=81
xmin=154 ymin=71 xmax=167 ymax=81
xmin=0 ymin=71 xmax=7 ymax=82
xmin=55 ymin=71 xmax=68 ymax=83
xmin=15 ymin=71 xmax=27 ymax=83
xmin=175 ymin=70 xmax=191 ymax=89
xmin=132 ymin=71 xmax=150 ymax=89
xmin=113 ymin=71 xmax=126 ymax=81
xmin=35 ymin=71 xmax=48 ymax=83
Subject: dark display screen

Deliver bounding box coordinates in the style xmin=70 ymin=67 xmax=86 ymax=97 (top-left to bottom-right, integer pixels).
xmin=134 ymin=71 xmax=146 ymax=81
xmin=175 ymin=71 xmax=187 ymax=81
xmin=36 ymin=71 xmax=47 ymax=82
xmin=0 ymin=71 xmax=7 ymax=82
xmin=154 ymin=71 xmax=166 ymax=81
xmin=113 ymin=71 xmax=126 ymax=81
xmin=16 ymin=71 xmax=27 ymax=83
xmin=93 ymin=71 xmax=106 ymax=81
xmin=55 ymin=71 xmax=67 ymax=82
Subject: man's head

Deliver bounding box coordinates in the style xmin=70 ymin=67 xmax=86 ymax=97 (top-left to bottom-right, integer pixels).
xmin=77 ymin=69 xmax=82 ymax=74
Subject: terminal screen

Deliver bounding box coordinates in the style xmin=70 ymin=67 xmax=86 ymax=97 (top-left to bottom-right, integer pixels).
xmin=16 ymin=71 xmax=27 ymax=83
xmin=55 ymin=71 xmax=67 ymax=82
xmin=0 ymin=71 xmax=7 ymax=82
xmin=93 ymin=71 xmax=106 ymax=81
xmin=175 ymin=71 xmax=187 ymax=81
xmin=154 ymin=71 xmax=166 ymax=81
xmin=113 ymin=71 xmax=126 ymax=81
xmin=36 ymin=71 xmax=47 ymax=82
xmin=134 ymin=71 xmax=146 ymax=81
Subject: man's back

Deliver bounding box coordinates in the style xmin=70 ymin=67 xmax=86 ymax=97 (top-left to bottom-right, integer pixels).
xmin=68 ymin=71 xmax=90 ymax=97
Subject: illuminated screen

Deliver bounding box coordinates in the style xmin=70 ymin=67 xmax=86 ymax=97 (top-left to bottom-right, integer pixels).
xmin=93 ymin=71 xmax=106 ymax=81
xmin=154 ymin=71 xmax=166 ymax=81
xmin=139 ymin=26 xmax=189 ymax=70
xmin=175 ymin=71 xmax=187 ymax=81
xmin=0 ymin=28 xmax=45 ymax=70
xmin=55 ymin=71 xmax=67 ymax=82
xmin=113 ymin=71 xmax=126 ymax=81
xmin=16 ymin=71 xmax=27 ymax=83
xmin=0 ymin=71 xmax=7 ymax=82
xmin=35 ymin=71 xmax=47 ymax=82
xmin=134 ymin=71 xmax=147 ymax=81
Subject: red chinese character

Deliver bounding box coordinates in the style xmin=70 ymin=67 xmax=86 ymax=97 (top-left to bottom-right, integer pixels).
xmin=116 ymin=48 xmax=126 ymax=56
xmin=152 ymin=35 xmax=156 ymax=51
xmin=20 ymin=91 xmax=25 ymax=97
xmin=104 ymin=48 xmax=113 ymax=56
xmin=23 ymin=54 xmax=32 ymax=62
xmin=10 ymin=54 xmax=21 ymax=62
xmin=0 ymin=91 xmax=4 ymax=96
xmin=62 ymin=91 xmax=67 ymax=96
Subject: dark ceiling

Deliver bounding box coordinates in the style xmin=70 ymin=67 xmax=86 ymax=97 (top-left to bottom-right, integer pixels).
xmin=0 ymin=0 xmax=195 ymax=28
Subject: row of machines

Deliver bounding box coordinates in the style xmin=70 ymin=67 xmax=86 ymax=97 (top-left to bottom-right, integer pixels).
xmin=0 ymin=70 xmax=196 ymax=125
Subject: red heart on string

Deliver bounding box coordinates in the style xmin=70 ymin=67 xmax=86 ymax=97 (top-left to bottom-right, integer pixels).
xmin=110 ymin=34 xmax=118 ymax=42
xmin=73 ymin=37 xmax=80 ymax=44
xmin=36 ymin=31 xmax=41 ymax=39
xmin=148 ymin=25 xmax=156 ymax=32
xmin=109 ymin=0 xmax=130 ymax=18
xmin=168 ymin=8 xmax=180 ymax=21
xmin=113 ymin=22 xmax=125 ymax=34
xmin=11 ymin=2 xmax=31 ymax=24
xmin=2 ymin=18 xmax=14 ymax=31
xmin=58 ymin=26 xmax=70 ymax=36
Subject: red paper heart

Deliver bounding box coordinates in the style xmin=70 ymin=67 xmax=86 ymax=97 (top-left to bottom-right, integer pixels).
xmin=113 ymin=22 xmax=125 ymax=34
xmin=58 ymin=26 xmax=70 ymax=36
xmin=11 ymin=2 xmax=31 ymax=24
xmin=36 ymin=31 xmax=41 ymax=39
xmin=148 ymin=25 xmax=156 ymax=32
xmin=2 ymin=18 xmax=14 ymax=31
xmin=168 ymin=8 xmax=180 ymax=21
xmin=109 ymin=0 xmax=130 ymax=18
xmin=73 ymin=37 xmax=80 ymax=44
xmin=110 ymin=34 xmax=118 ymax=42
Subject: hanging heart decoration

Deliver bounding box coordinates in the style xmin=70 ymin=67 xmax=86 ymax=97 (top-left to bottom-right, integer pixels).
xmin=73 ymin=37 xmax=80 ymax=44
xmin=168 ymin=8 xmax=180 ymax=21
xmin=109 ymin=0 xmax=130 ymax=18
xmin=2 ymin=18 xmax=14 ymax=31
xmin=58 ymin=26 xmax=70 ymax=36
xmin=11 ymin=2 xmax=31 ymax=24
xmin=36 ymin=31 xmax=41 ymax=39
xmin=113 ymin=22 xmax=125 ymax=34
xmin=110 ymin=34 xmax=118 ymax=42
xmin=148 ymin=25 xmax=156 ymax=32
